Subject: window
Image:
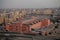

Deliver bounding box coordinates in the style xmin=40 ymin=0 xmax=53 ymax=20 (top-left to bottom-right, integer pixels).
xmin=16 ymin=18 xmax=18 ymax=21
xmin=31 ymin=28 xmax=35 ymax=31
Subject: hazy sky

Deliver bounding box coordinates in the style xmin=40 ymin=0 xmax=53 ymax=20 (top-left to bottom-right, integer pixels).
xmin=0 ymin=0 xmax=60 ymax=8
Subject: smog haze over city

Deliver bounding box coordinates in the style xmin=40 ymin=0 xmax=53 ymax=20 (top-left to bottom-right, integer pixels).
xmin=0 ymin=0 xmax=60 ymax=8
